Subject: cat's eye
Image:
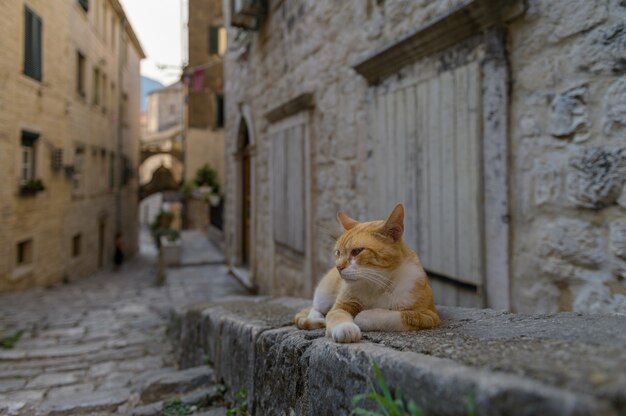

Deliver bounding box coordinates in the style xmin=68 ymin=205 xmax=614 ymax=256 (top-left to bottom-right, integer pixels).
xmin=334 ymin=249 xmax=340 ymax=257
xmin=351 ymin=248 xmax=363 ymax=257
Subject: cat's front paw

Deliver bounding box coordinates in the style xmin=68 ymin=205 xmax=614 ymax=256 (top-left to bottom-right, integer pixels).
xmin=330 ymin=322 xmax=362 ymax=343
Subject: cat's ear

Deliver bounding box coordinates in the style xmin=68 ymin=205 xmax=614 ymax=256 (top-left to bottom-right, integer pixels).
xmin=337 ymin=211 xmax=359 ymax=231
xmin=377 ymin=203 xmax=404 ymax=242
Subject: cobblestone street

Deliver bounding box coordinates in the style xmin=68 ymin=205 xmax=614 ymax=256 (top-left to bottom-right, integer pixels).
xmin=0 ymin=229 xmax=247 ymax=415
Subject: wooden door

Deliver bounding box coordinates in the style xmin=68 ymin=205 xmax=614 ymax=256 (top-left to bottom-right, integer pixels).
xmin=368 ymin=61 xmax=484 ymax=307
xmin=242 ymin=149 xmax=251 ymax=266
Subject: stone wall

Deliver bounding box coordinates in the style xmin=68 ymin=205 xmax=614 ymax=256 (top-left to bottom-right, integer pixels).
xmin=0 ymin=0 xmax=143 ymax=291
xmin=223 ymin=0 xmax=626 ymax=313
xmin=508 ymin=0 xmax=626 ymax=313
xmin=171 ymin=297 xmax=626 ymax=415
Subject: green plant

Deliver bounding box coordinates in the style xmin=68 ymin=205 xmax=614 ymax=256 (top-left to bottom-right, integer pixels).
xmin=0 ymin=330 xmax=23 ymax=349
xmin=162 ymin=399 xmax=192 ymax=416
xmin=150 ymin=210 xmax=175 ymax=232
xmin=194 ymin=163 xmax=220 ymax=194
xmin=226 ymin=388 xmax=248 ymax=416
xmin=352 ymin=361 xmax=424 ymax=416
xmin=352 ymin=362 xmax=478 ymax=416
xmin=23 ymin=179 xmax=44 ymax=191
xmin=180 ymin=180 xmax=196 ymax=199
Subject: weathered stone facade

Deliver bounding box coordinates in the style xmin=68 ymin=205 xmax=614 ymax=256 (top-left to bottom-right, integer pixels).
xmin=223 ymin=0 xmax=626 ymax=313
xmin=0 ymin=0 xmax=144 ymax=292
xmin=185 ymin=0 xmax=226 ymax=189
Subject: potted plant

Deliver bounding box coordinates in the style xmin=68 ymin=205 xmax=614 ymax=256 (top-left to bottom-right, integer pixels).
xmin=158 ymin=229 xmax=181 ymax=266
xmin=19 ymin=179 xmax=45 ymax=196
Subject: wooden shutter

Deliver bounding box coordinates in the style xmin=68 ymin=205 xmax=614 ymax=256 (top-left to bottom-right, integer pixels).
xmin=368 ymin=62 xmax=483 ymax=305
xmin=272 ymin=117 xmax=306 ymax=253
xmin=24 ymin=7 xmax=42 ymax=81
xmin=208 ymin=25 xmax=219 ymax=54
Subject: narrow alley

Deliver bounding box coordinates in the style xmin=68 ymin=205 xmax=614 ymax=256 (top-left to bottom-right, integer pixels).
xmin=0 ymin=229 xmax=247 ymax=415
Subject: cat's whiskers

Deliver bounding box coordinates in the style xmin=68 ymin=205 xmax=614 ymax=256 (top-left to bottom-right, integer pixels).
xmin=353 ymin=268 xmax=393 ymax=291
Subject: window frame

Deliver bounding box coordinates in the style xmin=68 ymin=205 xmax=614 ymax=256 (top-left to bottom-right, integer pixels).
xmin=20 ymin=130 xmax=39 ymax=185
xmin=23 ymin=6 xmax=43 ymax=81
xmin=77 ymin=51 xmax=86 ymax=97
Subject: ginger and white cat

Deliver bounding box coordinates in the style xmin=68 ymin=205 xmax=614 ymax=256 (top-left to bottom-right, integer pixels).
xmin=294 ymin=204 xmax=440 ymax=343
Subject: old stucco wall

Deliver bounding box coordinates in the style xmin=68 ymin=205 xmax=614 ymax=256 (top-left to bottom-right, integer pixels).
xmin=508 ymin=0 xmax=626 ymax=313
xmin=223 ymin=0 xmax=626 ymax=312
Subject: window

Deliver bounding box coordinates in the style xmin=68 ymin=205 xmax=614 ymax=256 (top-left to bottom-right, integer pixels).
xmin=72 ymin=234 xmax=82 ymax=257
xmin=20 ymin=131 xmax=39 ymax=184
xmin=93 ymin=67 xmax=100 ymax=105
xmin=109 ymin=153 xmax=115 ymax=189
xmin=77 ymin=52 xmax=86 ymax=97
xmin=16 ymin=239 xmax=33 ymax=266
xmin=216 ymin=94 xmax=224 ymax=128
xmin=110 ymin=17 xmax=114 ymax=45
xmin=102 ymin=73 xmax=107 ymax=112
xmin=102 ymin=4 xmax=107 ymax=42
xmin=23 ymin=6 xmax=42 ymax=81
xmin=208 ymin=25 xmax=226 ymax=55
xmin=73 ymin=146 xmax=85 ymax=192
xmin=78 ymin=0 xmax=89 ymax=12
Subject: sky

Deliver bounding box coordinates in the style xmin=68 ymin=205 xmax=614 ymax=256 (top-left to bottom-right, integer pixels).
xmin=119 ymin=0 xmax=187 ymax=86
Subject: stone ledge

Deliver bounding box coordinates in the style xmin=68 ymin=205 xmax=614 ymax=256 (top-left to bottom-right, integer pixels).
xmin=170 ymin=297 xmax=626 ymax=415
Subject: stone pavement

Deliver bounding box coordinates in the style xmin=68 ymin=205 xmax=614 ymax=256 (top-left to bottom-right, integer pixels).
xmin=0 ymin=228 xmax=248 ymax=415
xmin=179 ymin=230 xmax=225 ymax=266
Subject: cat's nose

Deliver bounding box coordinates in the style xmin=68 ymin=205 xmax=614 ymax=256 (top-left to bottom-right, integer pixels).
xmin=337 ymin=264 xmax=347 ymax=272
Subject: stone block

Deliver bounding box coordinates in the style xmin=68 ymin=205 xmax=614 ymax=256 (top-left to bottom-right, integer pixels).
xmin=38 ymin=388 xmax=131 ymax=415
xmin=532 ymin=160 xmax=562 ymax=206
xmin=539 ymin=218 xmax=605 ymax=270
xmin=545 ymin=0 xmax=608 ymax=43
xmin=140 ymin=366 xmax=214 ymax=402
xmin=548 ymin=85 xmax=590 ymax=142
xmin=25 ymin=371 xmax=82 ymax=389
xmin=573 ymin=21 xmax=626 ymax=75
xmin=566 ymin=147 xmax=626 ymax=209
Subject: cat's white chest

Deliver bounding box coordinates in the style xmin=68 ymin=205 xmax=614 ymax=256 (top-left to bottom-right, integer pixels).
xmin=371 ymin=260 xmax=421 ymax=309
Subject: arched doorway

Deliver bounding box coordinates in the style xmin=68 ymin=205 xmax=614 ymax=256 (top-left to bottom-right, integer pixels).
xmin=238 ymin=121 xmax=252 ymax=267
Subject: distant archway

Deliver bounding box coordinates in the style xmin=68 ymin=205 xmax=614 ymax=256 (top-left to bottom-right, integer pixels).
xmin=139 ymin=164 xmax=179 ymax=200
xmin=139 ymin=154 xmax=183 ymax=186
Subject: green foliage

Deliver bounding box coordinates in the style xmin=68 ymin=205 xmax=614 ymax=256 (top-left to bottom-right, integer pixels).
xmin=226 ymin=388 xmax=248 ymax=416
xmin=0 ymin=330 xmax=23 ymax=349
xmin=352 ymin=361 xmax=424 ymax=416
xmin=352 ymin=362 xmax=478 ymax=416
xmin=466 ymin=393 xmax=476 ymax=416
xmin=194 ymin=163 xmax=220 ymax=194
xmin=180 ymin=180 xmax=196 ymax=199
xmin=150 ymin=210 xmax=175 ymax=232
xmin=162 ymin=399 xmax=192 ymax=416
xmin=23 ymin=179 xmax=44 ymax=191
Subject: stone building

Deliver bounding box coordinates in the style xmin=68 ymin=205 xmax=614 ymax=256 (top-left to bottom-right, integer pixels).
xmin=0 ymin=0 xmax=144 ymax=292
xmin=223 ymin=0 xmax=626 ymax=314
xmin=184 ymin=0 xmax=226 ymax=189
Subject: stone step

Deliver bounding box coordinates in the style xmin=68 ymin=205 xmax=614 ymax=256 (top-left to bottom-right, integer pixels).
xmin=139 ymin=366 xmax=215 ymax=403
xmin=37 ymin=388 xmax=132 ymax=415
xmin=130 ymin=384 xmax=226 ymax=416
